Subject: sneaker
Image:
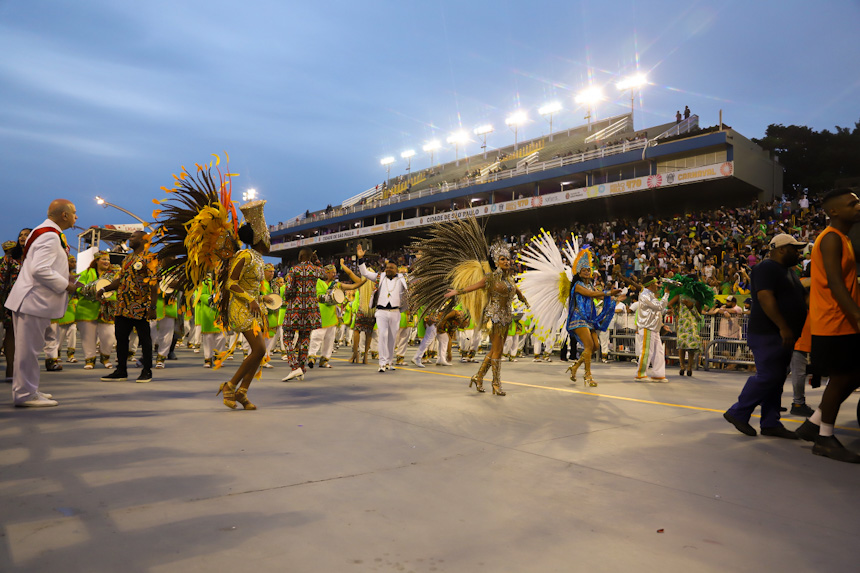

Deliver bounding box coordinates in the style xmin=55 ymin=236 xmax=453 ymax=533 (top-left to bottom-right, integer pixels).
xmin=790 ymin=403 xmax=815 ymax=417
xmin=760 ymin=425 xmax=799 ymax=440
xmin=308 ymin=358 xmax=315 ymax=369
xmin=264 ymin=362 xmax=273 ymax=369
xmin=101 ymin=371 xmax=128 ymax=382
xmin=37 ymin=391 xmax=54 ymax=399
xmin=155 ymin=362 xmax=165 ymax=369
xmin=167 ymin=352 xmax=178 ymax=360
xmin=723 ymin=411 xmax=756 ymax=436
xmin=281 ymin=354 xmax=289 ymax=361
xmin=193 ymin=348 xmax=200 ymax=353
xmin=83 ymin=363 xmax=94 ymax=370
xmin=795 ymin=419 xmax=820 ymax=442
xmin=14 ymin=395 xmax=58 ymax=407
xmin=649 ymin=377 xmax=669 ymax=382
xmin=137 ymin=370 xmax=153 ymax=383
xmin=378 ymin=367 xmax=385 ymax=373
xmin=203 ymin=361 xmax=212 ymax=369
xmin=66 ymin=356 xmax=78 ymax=363
xmin=812 ymin=435 xmax=860 ymax=463
xmin=45 ymin=359 xmax=63 ymax=372
xmin=102 ymin=361 xmax=113 ymax=369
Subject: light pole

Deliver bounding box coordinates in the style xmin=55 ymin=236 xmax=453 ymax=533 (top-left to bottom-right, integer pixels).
xmin=400 ymin=149 xmax=416 ymax=176
xmin=538 ymin=102 xmax=562 ymax=142
xmin=505 ymin=111 xmax=528 ymax=152
xmin=423 ymin=140 xmax=441 ymax=167
xmin=473 ymin=124 xmax=494 ymax=159
xmin=616 ymin=73 xmax=647 ymax=122
xmin=95 ymin=196 xmax=155 ymax=231
xmin=446 ymin=131 xmax=469 ymax=166
xmin=242 ymin=188 xmax=258 ymax=202
xmin=575 ymin=86 xmax=604 ymax=132
xmin=380 ymin=156 xmax=395 ymax=185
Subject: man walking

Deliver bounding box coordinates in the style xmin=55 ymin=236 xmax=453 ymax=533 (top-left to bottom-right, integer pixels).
xmin=6 ymin=199 xmax=80 ymax=407
xmin=723 ymin=233 xmax=807 ymax=439
xmin=634 ymin=276 xmax=669 ymax=381
xmin=98 ymin=230 xmax=157 ymax=383
xmin=357 ymin=244 xmax=408 ymax=372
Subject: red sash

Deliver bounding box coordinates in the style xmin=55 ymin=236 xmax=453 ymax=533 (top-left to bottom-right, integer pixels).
xmin=22 ymin=227 xmax=65 ymax=260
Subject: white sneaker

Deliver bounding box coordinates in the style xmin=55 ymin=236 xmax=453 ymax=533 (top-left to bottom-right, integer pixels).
xmin=281 ymin=354 xmax=289 ymax=361
xmin=15 ymin=395 xmax=58 ymax=407
xmin=264 ymin=363 xmax=274 ymax=369
xmin=155 ymin=362 xmax=165 ymax=369
xmin=282 ymin=368 xmax=304 ymax=381
xmin=83 ymin=363 xmax=94 ymax=370
xmin=411 ymin=357 xmax=425 ymax=368
xmin=378 ymin=367 xmax=386 ymax=373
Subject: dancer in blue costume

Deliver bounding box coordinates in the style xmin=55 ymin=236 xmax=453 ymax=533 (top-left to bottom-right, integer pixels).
xmin=566 ymin=249 xmax=621 ymax=387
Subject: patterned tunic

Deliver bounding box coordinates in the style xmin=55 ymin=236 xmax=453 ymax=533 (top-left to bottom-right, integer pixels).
xmin=282 ymin=261 xmax=326 ymax=331
xmin=484 ymin=269 xmax=517 ymax=329
xmin=676 ymin=297 xmax=702 ymax=350
xmin=115 ymin=252 xmax=155 ymax=320
xmin=0 ymin=255 xmax=22 ymax=327
xmin=227 ymin=249 xmax=264 ymax=332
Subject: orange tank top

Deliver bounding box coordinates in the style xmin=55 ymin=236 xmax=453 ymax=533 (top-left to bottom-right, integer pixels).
xmin=810 ymin=227 xmax=860 ymax=336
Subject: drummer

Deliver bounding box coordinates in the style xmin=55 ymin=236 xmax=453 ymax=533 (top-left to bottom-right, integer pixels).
xmin=261 ymin=263 xmax=279 ymax=368
xmin=152 ymin=264 xmax=179 ymax=369
xmin=75 ymin=251 xmax=116 ymax=370
xmin=307 ymin=263 xmax=365 ymax=369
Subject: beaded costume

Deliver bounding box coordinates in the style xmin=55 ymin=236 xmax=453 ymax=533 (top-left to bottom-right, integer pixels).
xmin=227 ymin=248 xmax=265 ymax=332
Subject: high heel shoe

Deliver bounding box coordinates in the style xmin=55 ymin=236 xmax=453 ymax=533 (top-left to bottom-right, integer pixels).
xmin=234 ymin=387 xmax=257 ymax=410
xmin=216 ymin=382 xmax=237 ymax=409
xmin=469 ymin=356 xmax=491 ymax=393
xmin=566 ymin=356 xmax=584 ymax=382
xmin=349 ymin=350 xmax=358 ymax=363
xmin=490 ymin=358 xmax=505 ymax=396
xmin=583 ymin=364 xmax=597 ymax=387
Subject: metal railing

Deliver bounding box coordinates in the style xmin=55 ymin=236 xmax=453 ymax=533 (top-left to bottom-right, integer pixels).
xmin=271 ymin=137 xmax=649 ymax=233
xmin=584 ymin=116 xmax=633 ymax=144
xmin=655 ymin=115 xmax=699 ymax=140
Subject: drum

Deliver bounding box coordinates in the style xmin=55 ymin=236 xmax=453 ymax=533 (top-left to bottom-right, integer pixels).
xmin=159 ymin=277 xmax=176 ymax=294
xmin=321 ymin=287 xmax=345 ymax=305
xmin=95 ymin=278 xmax=111 ymax=299
xmin=263 ymin=293 xmax=283 ymax=311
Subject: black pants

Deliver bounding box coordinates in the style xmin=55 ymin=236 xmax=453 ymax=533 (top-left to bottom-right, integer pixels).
xmin=115 ymin=315 xmax=152 ymax=373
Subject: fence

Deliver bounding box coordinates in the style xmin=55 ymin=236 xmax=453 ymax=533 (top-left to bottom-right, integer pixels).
xmin=608 ymin=314 xmax=754 ymax=370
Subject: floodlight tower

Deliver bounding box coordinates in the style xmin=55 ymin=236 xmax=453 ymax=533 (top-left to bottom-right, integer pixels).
xmin=575 ymin=86 xmax=604 ymax=132
xmin=380 ymin=156 xmax=395 ymax=184
xmin=473 ymin=125 xmax=494 ymax=159
xmin=400 ymin=149 xmax=416 ymax=176
xmin=616 ymin=73 xmax=648 ymax=122
xmin=423 ymin=140 xmax=441 ymax=167
xmin=446 ymin=131 xmax=469 ymax=166
xmin=504 ymin=111 xmax=528 ymax=151
xmin=538 ymin=102 xmax=562 ymax=142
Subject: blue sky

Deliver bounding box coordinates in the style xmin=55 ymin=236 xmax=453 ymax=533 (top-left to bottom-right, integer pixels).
xmin=1 ymin=0 xmax=858 ymax=247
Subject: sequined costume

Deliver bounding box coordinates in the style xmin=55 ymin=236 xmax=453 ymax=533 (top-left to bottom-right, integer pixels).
xmin=484 ymin=268 xmax=517 ymax=336
xmin=227 ymin=248 xmax=265 ymax=332
xmin=566 ymin=278 xmax=614 ymax=336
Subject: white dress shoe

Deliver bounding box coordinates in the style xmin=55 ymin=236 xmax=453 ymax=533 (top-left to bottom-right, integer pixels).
xmin=38 ymin=391 xmax=53 ymax=399
xmin=15 ymin=395 xmax=58 ymax=407
xmin=411 ymin=357 xmax=425 ymax=368
xmin=282 ymin=368 xmax=304 ymax=381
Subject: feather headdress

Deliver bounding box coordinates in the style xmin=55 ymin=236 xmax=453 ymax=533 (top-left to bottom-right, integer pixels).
xmin=665 ymin=275 xmax=714 ymax=308
xmin=517 ymin=229 xmax=581 ymax=340
xmin=409 ymin=215 xmax=490 ymax=324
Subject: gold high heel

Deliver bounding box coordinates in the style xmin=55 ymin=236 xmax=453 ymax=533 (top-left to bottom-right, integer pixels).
xmin=470 ymin=356 xmax=491 ymax=393
xmin=566 ymin=356 xmax=585 ymax=382
xmin=583 ymin=364 xmax=597 ymax=387
xmin=216 ymin=382 xmax=237 ymax=409
xmin=490 ymin=358 xmax=505 ymax=396
xmin=234 ymin=387 xmax=257 ymax=410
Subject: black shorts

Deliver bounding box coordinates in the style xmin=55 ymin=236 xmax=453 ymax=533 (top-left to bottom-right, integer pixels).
xmin=811 ymin=333 xmax=860 ymax=375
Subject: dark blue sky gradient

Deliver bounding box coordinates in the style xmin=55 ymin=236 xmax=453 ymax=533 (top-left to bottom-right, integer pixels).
xmin=1 ymin=0 xmax=858 ymax=246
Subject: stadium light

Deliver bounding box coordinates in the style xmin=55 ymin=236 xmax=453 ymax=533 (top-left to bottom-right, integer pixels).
xmin=401 ymin=149 xmax=416 ymax=175
xmin=242 ymin=188 xmax=258 ymax=202
xmin=616 ymin=73 xmax=648 ymax=117
xmin=446 ymin=131 xmax=469 ymax=165
xmin=505 ymin=111 xmax=528 ymax=151
xmin=575 ymin=86 xmax=604 ymax=131
xmin=423 ymin=140 xmax=441 ymax=166
xmin=380 ymin=156 xmax=395 ymax=184
xmin=473 ymin=124 xmax=494 ymax=158
xmin=538 ymin=102 xmax=562 ymax=142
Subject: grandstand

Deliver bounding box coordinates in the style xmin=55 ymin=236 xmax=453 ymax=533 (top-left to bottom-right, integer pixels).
xmin=269 ymin=112 xmax=782 ymax=260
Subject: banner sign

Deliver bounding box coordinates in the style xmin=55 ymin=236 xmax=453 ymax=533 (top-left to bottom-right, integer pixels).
xmin=272 ymin=162 xmax=733 ymax=252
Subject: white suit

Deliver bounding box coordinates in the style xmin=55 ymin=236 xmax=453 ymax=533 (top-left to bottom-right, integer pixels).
xmin=5 ymin=220 xmax=70 ymax=404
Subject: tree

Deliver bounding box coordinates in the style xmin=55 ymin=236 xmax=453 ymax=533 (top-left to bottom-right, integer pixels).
xmin=753 ymin=120 xmax=860 ymax=196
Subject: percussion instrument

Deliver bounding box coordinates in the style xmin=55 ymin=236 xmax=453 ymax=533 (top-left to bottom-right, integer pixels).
xmin=159 ymin=277 xmax=176 ymax=294
xmin=263 ymin=293 xmax=283 ymax=311
xmin=321 ymin=287 xmax=345 ymax=305
xmin=81 ymin=278 xmax=113 ymax=300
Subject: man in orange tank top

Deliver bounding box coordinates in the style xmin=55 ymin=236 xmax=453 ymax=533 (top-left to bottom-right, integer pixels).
xmin=796 ymin=188 xmax=860 ymax=463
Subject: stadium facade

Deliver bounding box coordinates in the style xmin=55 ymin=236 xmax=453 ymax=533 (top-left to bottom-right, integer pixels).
xmin=269 ymin=112 xmax=782 ymax=260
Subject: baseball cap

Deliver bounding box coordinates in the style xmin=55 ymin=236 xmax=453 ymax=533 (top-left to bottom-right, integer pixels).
xmin=726 ymin=295 xmax=736 ymax=302
xmin=769 ymin=233 xmax=806 ymax=249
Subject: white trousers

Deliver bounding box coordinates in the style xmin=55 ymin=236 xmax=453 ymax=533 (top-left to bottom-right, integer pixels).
xmin=308 ymin=326 xmax=336 ymax=359
xmin=415 ymin=325 xmax=439 ymax=359
xmin=598 ymin=330 xmax=610 ymax=356
xmin=78 ymin=321 xmax=116 ymax=360
xmin=504 ymin=333 xmax=519 ymax=355
xmin=533 ymin=333 xmax=555 ymax=355
xmin=375 ymin=309 xmax=400 ymax=367
xmin=44 ymin=323 xmax=77 ymax=359
xmin=636 ymin=328 xmax=666 ymax=378
xmin=12 ymin=312 xmax=51 ymax=403
xmin=395 ymin=326 xmax=411 ymax=357
xmin=201 ymin=332 xmax=226 ymax=360
xmin=150 ymin=318 xmax=174 ymax=357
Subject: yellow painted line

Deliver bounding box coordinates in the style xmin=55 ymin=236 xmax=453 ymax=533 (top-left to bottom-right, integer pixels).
xmin=331 ymin=357 xmax=860 ymax=432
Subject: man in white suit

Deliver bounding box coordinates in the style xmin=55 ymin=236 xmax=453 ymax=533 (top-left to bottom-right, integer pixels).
xmin=6 ymin=199 xmax=80 ymax=407
xmin=356 ymin=244 xmax=408 ymax=372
